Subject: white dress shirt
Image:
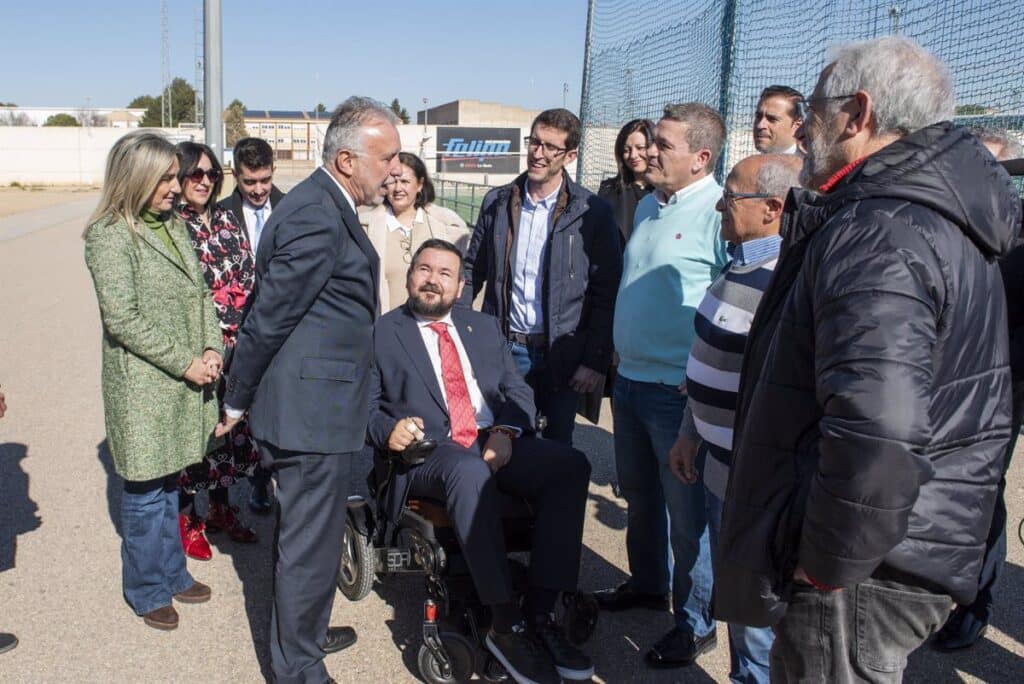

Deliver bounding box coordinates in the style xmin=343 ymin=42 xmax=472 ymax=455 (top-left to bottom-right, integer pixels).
xmin=415 ymin=312 xmax=495 ymax=432
xmin=654 ymin=173 xmax=716 ymax=207
xmin=509 ymin=180 xmax=561 ymax=334
xmin=241 ymin=198 xmax=273 ymax=255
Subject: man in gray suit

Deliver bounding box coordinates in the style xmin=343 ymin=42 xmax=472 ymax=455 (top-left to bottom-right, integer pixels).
xmin=217 ymin=97 xmax=402 ymax=684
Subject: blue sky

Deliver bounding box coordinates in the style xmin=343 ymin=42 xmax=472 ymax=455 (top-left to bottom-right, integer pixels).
xmin=0 ymin=0 xmax=588 ymax=114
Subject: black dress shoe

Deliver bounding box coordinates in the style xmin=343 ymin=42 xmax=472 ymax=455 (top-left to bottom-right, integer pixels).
xmin=248 ymin=482 xmax=272 ymax=515
xmin=323 ymin=626 xmax=357 ymax=654
xmin=933 ymin=607 xmax=988 ymax=651
xmin=645 ymin=627 xmax=717 ymax=668
xmin=593 ymin=582 xmax=670 ymax=612
xmin=0 ymin=632 xmax=18 ymax=655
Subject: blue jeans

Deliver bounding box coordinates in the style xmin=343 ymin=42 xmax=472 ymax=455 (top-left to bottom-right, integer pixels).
xmin=121 ymin=474 xmax=193 ymax=615
xmin=706 ymin=486 xmax=773 ymax=684
xmin=612 ymin=375 xmax=714 ymax=637
xmin=508 ymin=341 xmax=579 ymax=446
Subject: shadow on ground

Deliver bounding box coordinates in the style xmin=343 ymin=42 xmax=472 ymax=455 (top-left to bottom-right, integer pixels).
xmin=0 ymin=442 xmax=41 ymax=573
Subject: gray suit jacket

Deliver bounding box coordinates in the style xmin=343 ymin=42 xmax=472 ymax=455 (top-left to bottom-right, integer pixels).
xmin=225 ymin=167 xmax=380 ymax=454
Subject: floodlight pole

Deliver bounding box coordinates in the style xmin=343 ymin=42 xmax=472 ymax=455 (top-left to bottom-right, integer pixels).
xmin=204 ymin=0 xmax=224 ymax=159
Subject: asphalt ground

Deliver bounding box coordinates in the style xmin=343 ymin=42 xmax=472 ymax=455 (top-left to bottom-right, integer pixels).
xmin=0 ymin=187 xmax=1021 ymax=683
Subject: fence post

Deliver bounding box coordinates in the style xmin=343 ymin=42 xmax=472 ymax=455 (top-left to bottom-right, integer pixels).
xmin=576 ymin=0 xmax=597 ymax=186
xmin=716 ymin=0 xmax=739 ymax=182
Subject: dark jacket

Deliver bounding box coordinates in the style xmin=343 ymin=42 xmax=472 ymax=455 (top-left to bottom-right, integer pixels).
xmin=463 ymin=170 xmax=623 ymax=384
xmin=218 ymin=184 xmax=287 ymax=238
xmin=224 ymin=168 xmax=380 ymax=454
xmin=367 ymin=304 xmax=537 ymax=523
xmin=597 ymin=176 xmax=652 ymax=243
xmin=715 ymin=123 xmax=1021 ymax=628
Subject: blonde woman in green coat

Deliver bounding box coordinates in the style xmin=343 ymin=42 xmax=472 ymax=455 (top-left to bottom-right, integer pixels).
xmin=84 ymin=130 xmax=224 ymax=631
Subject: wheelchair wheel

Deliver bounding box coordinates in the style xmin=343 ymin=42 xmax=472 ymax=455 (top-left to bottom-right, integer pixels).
xmin=337 ymin=517 xmax=375 ymax=600
xmin=560 ymin=591 xmax=600 ymax=644
xmin=417 ymin=631 xmax=477 ymax=684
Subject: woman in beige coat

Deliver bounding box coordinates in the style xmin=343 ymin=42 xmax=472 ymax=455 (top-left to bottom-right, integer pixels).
xmin=83 ymin=131 xmax=223 ymax=631
xmin=359 ymin=152 xmax=471 ymax=312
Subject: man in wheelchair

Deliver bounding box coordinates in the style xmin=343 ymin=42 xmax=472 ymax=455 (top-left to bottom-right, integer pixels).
xmin=367 ymin=239 xmax=594 ymax=684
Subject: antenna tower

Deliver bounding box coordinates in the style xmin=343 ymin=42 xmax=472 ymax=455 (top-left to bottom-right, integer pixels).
xmin=161 ymin=0 xmax=172 ymax=127
xmin=194 ymin=1 xmax=204 ymax=125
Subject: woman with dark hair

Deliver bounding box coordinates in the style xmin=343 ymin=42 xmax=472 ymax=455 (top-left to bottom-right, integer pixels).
xmin=360 ymin=151 xmax=471 ymax=312
xmin=173 ymin=141 xmax=260 ymax=560
xmin=598 ymin=119 xmax=655 ymax=241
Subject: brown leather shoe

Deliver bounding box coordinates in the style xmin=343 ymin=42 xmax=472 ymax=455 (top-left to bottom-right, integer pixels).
xmin=143 ymin=605 xmax=179 ymax=630
xmin=174 ymin=581 xmax=212 ymax=604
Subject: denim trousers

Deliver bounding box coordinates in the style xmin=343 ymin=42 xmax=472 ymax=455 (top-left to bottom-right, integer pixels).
xmin=121 ymin=473 xmax=194 ymax=615
xmin=508 ymin=341 xmax=580 ymax=446
xmin=612 ymin=375 xmax=714 ymax=637
xmin=770 ymin=578 xmax=952 ymax=683
xmin=706 ymin=486 xmax=773 ymax=684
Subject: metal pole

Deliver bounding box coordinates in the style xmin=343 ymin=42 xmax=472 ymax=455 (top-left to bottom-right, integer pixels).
xmin=575 ymin=0 xmax=596 ymax=186
xmin=715 ymin=0 xmax=738 ymax=182
xmin=204 ymin=0 xmax=224 ymax=160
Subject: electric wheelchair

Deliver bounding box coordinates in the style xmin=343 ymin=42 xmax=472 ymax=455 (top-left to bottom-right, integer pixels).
xmin=337 ymin=438 xmax=599 ymax=684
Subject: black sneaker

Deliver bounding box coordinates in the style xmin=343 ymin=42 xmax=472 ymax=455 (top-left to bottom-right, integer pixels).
xmin=0 ymin=633 xmax=17 ymax=655
xmin=485 ymin=622 xmax=560 ymax=684
xmin=533 ymin=616 xmax=595 ymax=680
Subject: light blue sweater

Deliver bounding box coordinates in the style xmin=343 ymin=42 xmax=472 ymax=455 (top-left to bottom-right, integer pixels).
xmin=613 ymin=176 xmax=729 ymax=386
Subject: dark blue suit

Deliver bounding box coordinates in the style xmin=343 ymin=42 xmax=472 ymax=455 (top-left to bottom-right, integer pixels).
xmin=368 ymin=304 xmax=591 ymax=606
xmin=225 ymin=167 xmax=378 ymax=684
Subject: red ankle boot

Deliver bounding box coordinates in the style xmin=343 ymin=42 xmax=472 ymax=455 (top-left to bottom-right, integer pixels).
xmin=206 ymin=501 xmax=258 ymax=544
xmin=178 ymin=513 xmax=213 ymax=561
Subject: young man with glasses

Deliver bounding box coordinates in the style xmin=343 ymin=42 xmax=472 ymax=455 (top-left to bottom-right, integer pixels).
xmin=594 ymin=102 xmax=729 ymax=670
xmin=218 ymin=136 xmax=286 ymax=515
xmin=667 ymin=153 xmax=803 ymax=684
xmin=463 ymin=109 xmax=622 ymax=446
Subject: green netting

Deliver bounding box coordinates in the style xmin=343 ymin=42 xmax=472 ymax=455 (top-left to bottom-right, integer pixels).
xmin=577 ymin=0 xmax=1024 ymax=190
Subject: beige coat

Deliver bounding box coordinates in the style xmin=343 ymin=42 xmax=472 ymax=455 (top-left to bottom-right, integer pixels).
xmin=359 ymin=203 xmax=471 ymax=313
xmin=84 ymin=216 xmax=223 ymax=481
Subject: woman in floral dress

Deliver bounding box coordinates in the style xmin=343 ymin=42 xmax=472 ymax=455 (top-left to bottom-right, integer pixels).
xmin=174 ymin=141 xmax=260 ymax=560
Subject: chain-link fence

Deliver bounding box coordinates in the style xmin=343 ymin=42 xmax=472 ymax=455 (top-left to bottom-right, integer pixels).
xmin=577 ymin=0 xmax=1024 ymax=190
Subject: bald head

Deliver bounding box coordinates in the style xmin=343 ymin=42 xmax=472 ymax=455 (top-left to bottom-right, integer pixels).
xmin=717 ymin=154 xmax=802 ymax=244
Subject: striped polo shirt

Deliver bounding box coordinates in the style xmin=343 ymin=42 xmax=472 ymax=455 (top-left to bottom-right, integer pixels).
xmin=679 ymin=234 xmax=782 ymax=500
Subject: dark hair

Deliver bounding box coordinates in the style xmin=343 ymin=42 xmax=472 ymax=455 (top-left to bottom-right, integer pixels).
xmin=232 ymin=137 xmax=274 ymax=170
xmin=175 ymin=141 xmax=224 ymax=209
xmin=410 ymin=238 xmax=464 ymax=278
xmin=396 ymin=152 xmax=436 ymax=208
xmin=613 ymin=118 xmax=655 ymax=185
xmin=662 ymin=102 xmax=727 ymax=167
xmin=757 ymin=85 xmax=805 ymax=120
xmin=531 ymin=108 xmax=582 ymax=151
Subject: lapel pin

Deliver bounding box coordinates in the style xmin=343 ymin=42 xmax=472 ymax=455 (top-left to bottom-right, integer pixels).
xmin=467 ymin=325 xmax=473 ymax=333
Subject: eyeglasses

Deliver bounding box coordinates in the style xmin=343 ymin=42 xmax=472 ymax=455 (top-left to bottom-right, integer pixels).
xmin=722 ymin=190 xmax=775 ymax=206
xmin=524 ymin=136 xmax=569 ymax=158
xmin=185 ymin=167 xmax=223 ymax=183
xmin=797 ymin=94 xmax=857 ymax=118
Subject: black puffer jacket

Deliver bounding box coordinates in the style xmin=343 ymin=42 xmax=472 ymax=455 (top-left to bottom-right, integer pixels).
xmin=715 ymin=123 xmax=1022 ymax=628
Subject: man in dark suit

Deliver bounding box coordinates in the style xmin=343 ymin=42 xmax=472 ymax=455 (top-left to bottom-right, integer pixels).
xmin=369 ymin=239 xmax=593 ymax=684
xmin=217 ymin=136 xmax=286 ymax=513
xmin=217 ymin=97 xmax=403 ymax=684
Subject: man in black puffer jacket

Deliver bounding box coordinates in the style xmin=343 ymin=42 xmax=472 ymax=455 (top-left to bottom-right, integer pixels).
xmin=715 ymin=37 xmax=1022 ymax=682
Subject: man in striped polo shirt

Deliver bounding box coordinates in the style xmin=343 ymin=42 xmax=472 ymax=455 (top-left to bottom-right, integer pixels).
xmin=669 ymin=153 xmax=801 ymax=684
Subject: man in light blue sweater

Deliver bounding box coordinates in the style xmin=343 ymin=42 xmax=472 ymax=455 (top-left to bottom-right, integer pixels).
xmin=594 ymin=103 xmax=729 ymax=669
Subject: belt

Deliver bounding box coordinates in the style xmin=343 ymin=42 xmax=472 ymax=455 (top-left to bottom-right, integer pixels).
xmin=509 ymin=331 xmax=548 ymax=348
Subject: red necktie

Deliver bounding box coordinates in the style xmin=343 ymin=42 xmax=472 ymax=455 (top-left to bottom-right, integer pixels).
xmin=427 ymin=322 xmax=479 ymax=448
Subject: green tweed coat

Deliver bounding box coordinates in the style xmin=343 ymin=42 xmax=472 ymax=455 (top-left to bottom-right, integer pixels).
xmin=85 ymin=215 xmax=223 ymax=481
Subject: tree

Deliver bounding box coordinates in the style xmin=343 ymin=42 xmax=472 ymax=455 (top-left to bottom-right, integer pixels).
xmin=0 ymin=111 xmax=31 ymax=126
xmin=43 ymin=113 xmax=81 ymax=127
xmin=0 ymin=101 xmax=16 ymax=106
xmin=224 ymin=99 xmax=248 ymax=147
xmin=956 ymin=104 xmax=989 ymax=116
xmin=132 ymin=78 xmax=197 ymax=127
xmin=390 ymin=98 xmax=410 ymax=124
xmin=315 ymin=103 xmax=327 ymax=114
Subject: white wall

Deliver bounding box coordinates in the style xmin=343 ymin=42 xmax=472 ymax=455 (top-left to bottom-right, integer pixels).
xmin=0 ymin=127 xmax=203 ymax=185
